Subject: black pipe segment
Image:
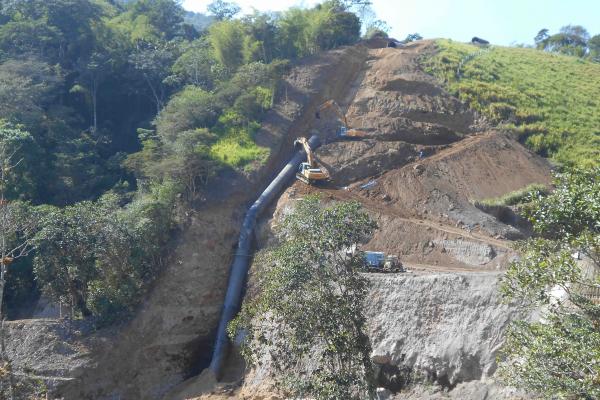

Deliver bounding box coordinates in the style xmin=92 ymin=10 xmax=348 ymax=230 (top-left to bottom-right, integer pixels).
xmin=208 ymin=135 xmax=321 ymax=378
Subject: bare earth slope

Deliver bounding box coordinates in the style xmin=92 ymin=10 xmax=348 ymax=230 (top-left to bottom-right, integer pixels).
xmin=8 ymin=41 xmax=551 ymax=400
xmin=5 ymin=46 xmax=370 ymax=400
xmin=193 ymin=41 xmax=551 ymax=399
xmin=289 ymin=41 xmax=550 ymax=275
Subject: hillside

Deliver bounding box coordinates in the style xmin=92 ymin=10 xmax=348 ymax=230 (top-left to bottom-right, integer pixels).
xmin=2 ymin=36 xmax=597 ymax=400
xmin=422 ymin=39 xmax=600 ymax=167
xmin=160 ymin=40 xmax=553 ymax=400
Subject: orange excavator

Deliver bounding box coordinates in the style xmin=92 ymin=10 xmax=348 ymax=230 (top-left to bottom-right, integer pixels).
xmin=316 ymin=100 xmax=367 ymax=139
xmin=294 ymin=137 xmax=329 ymax=184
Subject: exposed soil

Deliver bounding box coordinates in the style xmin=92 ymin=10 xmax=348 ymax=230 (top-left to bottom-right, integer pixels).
xmin=8 ymin=40 xmax=552 ymax=400
xmin=277 ymin=41 xmax=551 ymax=274
xmin=190 ymin=41 xmax=551 ymax=399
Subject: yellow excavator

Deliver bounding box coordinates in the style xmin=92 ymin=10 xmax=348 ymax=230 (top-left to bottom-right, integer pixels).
xmin=316 ymin=100 xmax=367 ymax=139
xmin=294 ymin=137 xmax=329 ymax=184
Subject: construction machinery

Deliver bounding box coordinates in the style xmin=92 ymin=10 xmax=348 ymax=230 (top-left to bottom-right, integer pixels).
xmin=294 ymin=137 xmax=329 ymax=184
xmin=363 ymin=251 xmax=404 ymax=273
xmin=316 ymin=100 xmax=367 ymax=139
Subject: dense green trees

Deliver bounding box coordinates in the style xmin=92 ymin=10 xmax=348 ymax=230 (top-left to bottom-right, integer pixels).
xmin=207 ymin=0 xmax=241 ymax=21
xmin=230 ymin=197 xmax=376 ymax=400
xmin=499 ymin=168 xmax=600 ymax=399
xmin=34 ymin=189 xmax=177 ymax=325
xmin=275 ymin=2 xmax=360 ymax=59
xmin=209 ymin=20 xmax=245 ymax=71
xmin=0 ymin=0 xmax=151 ymax=205
xmin=0 ymin=0 xmax=366 ymax=207
xmin=0 ymin=0 xmax=372 ymax=323
xmin=535 ymin=25 xmax=600 ymax=61
xmin=170 ymin=37 xmax=224 ymax=89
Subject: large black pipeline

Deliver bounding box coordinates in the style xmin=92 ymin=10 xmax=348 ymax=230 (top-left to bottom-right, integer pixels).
xmin=209 ymin=135 xmax=322 ymax=378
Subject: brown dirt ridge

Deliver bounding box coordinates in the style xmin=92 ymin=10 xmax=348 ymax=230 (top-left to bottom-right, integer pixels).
xmin=180 ymin=40 xmax=551 ymax=399
xmin=8 ymin=40 xmax=552 ymax=400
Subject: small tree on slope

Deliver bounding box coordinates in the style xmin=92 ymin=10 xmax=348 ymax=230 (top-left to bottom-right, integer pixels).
xmin=499 ymin=167 xmax=600 ymax=399
xmin=0 ymin=122 xmax=37 ymax=400
xmin=229 ymin=196 xmax=377 ymax=400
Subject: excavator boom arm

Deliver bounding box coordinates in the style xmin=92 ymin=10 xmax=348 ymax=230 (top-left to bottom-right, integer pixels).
xmin=295 ymin=137 xmax=315 ymax=167
xmin=317 ymin=100 xmax=348 ymax=127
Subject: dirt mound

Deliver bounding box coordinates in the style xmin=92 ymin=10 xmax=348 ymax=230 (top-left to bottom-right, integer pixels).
xmin=220 ymin=41 xmax=552 ymax=398
xmin=305 ymin=42 xmax=551 ymax=272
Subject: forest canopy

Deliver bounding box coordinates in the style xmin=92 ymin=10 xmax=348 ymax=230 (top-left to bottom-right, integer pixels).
xmin=0 ymin=0 xmax=370 ymax=323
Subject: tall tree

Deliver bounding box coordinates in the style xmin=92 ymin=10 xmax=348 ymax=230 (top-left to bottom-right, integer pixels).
xmin=499 ymin=168 xmax=600 ymax=399
xmin=534 ymin=28 xmax=549 ymax=49
xmin=209 ymin=20 xmax=245 ymax=72
xmin=588 ymin=34 xmax=600 ymax=62
xmin=539 ymin=25 xmax=590 ymax=57
xmin=0 ymin=123 xmax=37 ymax=400
xmin=33 ymin=202 xmax=100 ymax=317
xmin=170 ymin=37 xmax=224 ymax=89
xmin=230 ymin=196 xmax=377 ymax=400
xmin=0 ymin=59 xmax=62 ymax=129
xmin=130 ymin=40 xmax=180 ymax=113
xmin=206 ymin=0 xmax=241 ymax=21
xmin=0 ymin=125 xmax=37 ymax=312
xmin=130 ymin=0 xmax=185 ymax=40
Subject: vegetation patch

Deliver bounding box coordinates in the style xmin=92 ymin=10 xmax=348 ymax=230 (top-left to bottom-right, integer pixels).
xmin=422 ymin=39 xmax=600 ymax=167
xmin=473 ymin=183 xmax=549 ymax=207
xmin=230 ymin=196 xmax=377 ymax=399
xmin=499 ymin=167 xmax=600 ymax=399
xmin=210 ymin=133 xmax=269 ymax=168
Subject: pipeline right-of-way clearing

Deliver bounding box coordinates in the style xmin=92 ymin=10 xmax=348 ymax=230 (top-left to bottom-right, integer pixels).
xmin=208 ymin=135 xmax=322 ymax=378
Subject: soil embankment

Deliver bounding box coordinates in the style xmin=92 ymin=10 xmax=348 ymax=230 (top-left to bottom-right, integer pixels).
xmin=7 ymin=40 xmax=551 ymax=400
xmin=191 ymin=41 xmax=551 ymax=399
xmin=6 ymin=46 xmax=370 ymax=400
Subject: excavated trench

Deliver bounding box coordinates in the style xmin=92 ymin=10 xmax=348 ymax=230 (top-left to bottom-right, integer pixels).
xmin=6 ymin=40 xmax=553 ymax=400
xmin=188 ymin=41 xmax=552 ymax=400
xmin=208 ymin=135 xmax=322 ymax=377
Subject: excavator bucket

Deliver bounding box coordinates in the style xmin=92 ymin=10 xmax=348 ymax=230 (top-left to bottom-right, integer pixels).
xmin=345 ymin=129 xmax=368 ymax=138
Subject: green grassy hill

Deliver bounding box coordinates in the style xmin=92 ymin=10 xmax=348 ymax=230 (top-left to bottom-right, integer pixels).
xmin=422 ymin=40 xmax=600 ymax=167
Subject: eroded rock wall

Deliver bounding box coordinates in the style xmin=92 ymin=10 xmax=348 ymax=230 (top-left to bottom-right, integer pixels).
xmin=366 ymin=273 xmax=521 ymax=385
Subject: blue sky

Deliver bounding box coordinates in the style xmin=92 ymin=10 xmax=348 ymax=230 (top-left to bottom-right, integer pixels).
xmin=182 ymin=0 xmax=600 ymax=46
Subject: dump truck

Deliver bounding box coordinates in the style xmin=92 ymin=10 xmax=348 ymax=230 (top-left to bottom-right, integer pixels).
xmin=294 ymin=137 xmax=329 ymax=184
xmin=364 ymin=251 xmax=404 ymax=273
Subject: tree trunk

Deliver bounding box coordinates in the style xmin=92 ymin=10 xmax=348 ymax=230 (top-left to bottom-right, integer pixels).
xmin=91 ymin=76 xmax=98 ymax=133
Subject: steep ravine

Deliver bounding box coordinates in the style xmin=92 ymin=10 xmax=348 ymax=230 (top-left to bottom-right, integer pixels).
xmin=4 ymin=45 xmax=370 ymax=400
xmin=189 ymin=41 xmax=551 ymax=400
xmin=6 ymin=40 xmax=551 ymax=400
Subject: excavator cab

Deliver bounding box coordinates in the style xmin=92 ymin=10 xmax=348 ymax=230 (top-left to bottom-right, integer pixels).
xmin=297 ymin=162 xmax=328 ymax=184
xmin=294 ymin=137 xmax=329 ymax=184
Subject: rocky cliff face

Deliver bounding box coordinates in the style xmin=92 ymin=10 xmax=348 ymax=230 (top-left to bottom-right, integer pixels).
xmin=234 ymin=272 xmax=528 ymax=400
xmin=366 ymin=273 xmax=519 ymax=386
xmin=2 ymin=319 xmax=93 ymax=396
